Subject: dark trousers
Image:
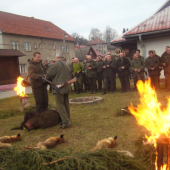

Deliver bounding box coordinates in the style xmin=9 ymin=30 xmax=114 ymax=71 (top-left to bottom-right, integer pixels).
xmin=75 ymin=74 xmax=83 ymax=90
xmin=165 ymin=73 xmax=170 ymax=89
xmin=49 ymin=85 xmax=52 ymax=93
xmin=97 ymin=74 xmax=102 ymax=90
xmin=32 ymin=85 xmax=48 ymax=113
xmin=55 ymin=93 xmax=70 ymax=124
xmin=134 ymin=76 xmax=145 ymax=88
xmin=113 ymin=74 xmax=116 ymax=90
xmin=103 ymin=74 xmax=116 ymax=91
xmin=150 ymin=75 xmax=160 ymax=89
xmin=88 ymin=77 xmax=97 ymax=92
xmin=119 ymin=76 xmax=130 ymax=92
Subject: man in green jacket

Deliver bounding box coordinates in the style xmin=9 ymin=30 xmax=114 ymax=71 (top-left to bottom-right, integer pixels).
xmin=145 ymin=50 xmax=160 ymax=90
xmin=72 ymin=58 xmax=84 ymax=94
xmin=85 ymin=55 xmax=97 ymax=94
xmin=161 ymin=47 xmax=170 ymax=91
xmin=130 ymin=53 xmax=145 ymax=89
xmin=96 ymin=56 xmax=103 ymax=91
xmin=46 ymin=53 xmax=72 ymax=129
xmin=102 ymin=54 xmax=117 ymax=94
xmin=116 ymin=53 xmax=131 ymax=93
xmin=28 ymin=52 xmax=48 ymax=113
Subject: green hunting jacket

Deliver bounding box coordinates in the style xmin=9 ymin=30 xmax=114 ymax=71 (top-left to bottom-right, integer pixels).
xmin=28 ymin=60 xmax=45 ymax=89
xmin=85 ymin=60 xmax=97 ymax=77
xmin=145 ymin=56 xmax=160 ymax=76
xmin=161 ymin=54 xmax=170 ymax=74
xmin=46 ymin=59 xmax=72 ymax=94
xmin=116 ymin=57 xmax=130 ymax=77
xmin=72 ymin=63 xmax=84 ymax=74
xmin=130 ymin=58 xmax=145 ymax=78
xmin=102 ymin=60 xmax=117 ymax=78
xmin=96 ymin=60 xmax=104 ymax=73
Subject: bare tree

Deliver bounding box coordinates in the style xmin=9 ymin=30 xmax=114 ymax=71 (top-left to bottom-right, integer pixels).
xmin=71 ymin=32 xmax=88 ymax=45
xmin=88 ymin=28 xmax=102 ymax=40
xmin=103 ymin=26 xmax=118 ymax=43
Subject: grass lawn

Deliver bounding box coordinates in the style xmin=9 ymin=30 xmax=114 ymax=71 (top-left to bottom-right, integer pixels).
xmin=0 ymin=78 xmax=169 ymax=154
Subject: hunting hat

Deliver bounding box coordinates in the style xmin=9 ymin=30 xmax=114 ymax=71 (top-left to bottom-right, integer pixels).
xmin=56 ymin=53 xmax=63 ymax=58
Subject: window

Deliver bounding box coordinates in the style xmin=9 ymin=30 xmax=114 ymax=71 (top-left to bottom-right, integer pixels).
xmin=66 ymin=46 xmax=69 ymax=53
xmin=49 ymin=44 xmax=51 ymax=50
xmin=61 ymin=45 xmax=64 ymax=53
xmin=39 ymin=43 xmax=42 ymax=49
xmin=11 ymin=41 xmax=18 ymax=50
xmin=34 ymin=43 xmax=37 ymax=49
xmin=19 ymin=64 xmax=27 ymax=74
xmin=24 ymin=42 xmax=31 ymax=51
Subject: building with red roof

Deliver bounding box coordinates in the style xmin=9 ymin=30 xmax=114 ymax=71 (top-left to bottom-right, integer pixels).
xmin=87 ymin=38 xmax=108 ymax=55
xmin=111 ymin=0 xmax=170 ymax=63
xmin=74 ymin=44 xmax=87 ymax=49
xmin=0 ymin=11 xmax=75 ymax=78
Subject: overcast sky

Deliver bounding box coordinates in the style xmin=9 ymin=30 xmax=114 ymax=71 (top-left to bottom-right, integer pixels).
xmin=0 ymin=0 xmax=166 ymax=39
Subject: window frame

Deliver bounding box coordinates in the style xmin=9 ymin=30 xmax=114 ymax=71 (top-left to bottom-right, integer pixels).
xmin=10 ymin=41 xmax=19 ymax=50
xmin=19 ymin=64 xmax=27 ymax=74
xmin=24 ymin=42 xmax=31 ymax=51
xmin=61 ymin=45 xmax=64 ymax=53
xmin=66 ymin=46 xmax=69 ymax=53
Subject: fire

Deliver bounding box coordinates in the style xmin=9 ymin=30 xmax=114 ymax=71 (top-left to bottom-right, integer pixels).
xmin=162 ymin=165 xmax=167 ymax=170
xmin=128 ymin=79 xmax=170 ymax=146
xmin=14 ymin=77 xmax=28 ymax=97
xmin=128 ymin=79 xmax=170 ymax=170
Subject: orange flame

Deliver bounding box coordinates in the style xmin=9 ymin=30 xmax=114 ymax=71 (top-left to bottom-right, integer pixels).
xmin=14 ymin=77 xmax=28 ymax=97
xmin=128 ymin=79 xmax=170 ymax=170
xmin=161 ymin=165 xmax=167 ymax=170
xmin=128 ymin=78 xmax=170 ymax=146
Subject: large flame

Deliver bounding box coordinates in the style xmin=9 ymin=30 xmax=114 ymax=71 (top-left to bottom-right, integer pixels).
xmin=14 ymin=77 xmax=28 ymax=97
xmin=128 ymin=79 xmax=170 ymax=145
xmin=128 ymin=79 xmax=170 ymax=170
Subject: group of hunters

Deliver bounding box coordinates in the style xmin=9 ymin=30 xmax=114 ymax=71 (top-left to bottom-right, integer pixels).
xmin=70 ymin=46 xmax=170 ymax=94
xmin=27 ymin=45 xmax=170 ymax=129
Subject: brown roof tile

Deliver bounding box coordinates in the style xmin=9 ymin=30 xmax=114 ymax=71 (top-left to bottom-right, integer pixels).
xmin=87 ymin=39 xmax=107 ymax=45
xmin=0 ymin=11 xmax=75 ymax=41
xmin=124 ymin=6 xmax=170 ymax=36
xmin=0 ymin=49 xmax=25 ymax=57
xmin=111 ymin=34 xmax=126 ymax=43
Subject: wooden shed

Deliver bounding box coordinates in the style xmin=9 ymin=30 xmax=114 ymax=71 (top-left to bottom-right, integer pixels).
xmin=75 ymin=46 xmax=105 ymax=62
xmin=0 ymin=49 xmax=25 ymax=85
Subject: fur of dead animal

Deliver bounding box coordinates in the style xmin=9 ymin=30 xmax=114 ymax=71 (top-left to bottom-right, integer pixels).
xmin=11 ymin=110 xmax=61 ymax=131
xmin=0 ymin=134 xmax=21 ymax=143
xmin=117 ymin=150 xmax=134 ymax=158
xmin=91 ymin=136 xmax=117 ymax=151
xmin=0 ymin=134 xmax=21 ymax=149
xmin=25 ymin=134 xmax=67 ymax=150
xmin=0 ymin=142 xmax=11 ymax=149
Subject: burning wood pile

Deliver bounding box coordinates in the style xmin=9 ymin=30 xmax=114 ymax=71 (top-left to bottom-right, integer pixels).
xmin=129 ymin=79 xmax=170 ymax=170
xmin=14 ymin=77 xmax=30 ymax=109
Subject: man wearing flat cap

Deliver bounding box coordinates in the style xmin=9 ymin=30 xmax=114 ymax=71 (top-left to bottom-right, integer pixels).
xmin=46 ymin=53 xmax=72 ymax=129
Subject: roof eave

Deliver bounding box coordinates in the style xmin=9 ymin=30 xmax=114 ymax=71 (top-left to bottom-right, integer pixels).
xmin=123 ymin=29 xmax=170 ymax=39
xmin=2 ymin=32 xmax=75 ymax=42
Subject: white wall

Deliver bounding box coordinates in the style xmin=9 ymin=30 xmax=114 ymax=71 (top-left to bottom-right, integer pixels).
xmin=137 ymin=36 xmax=170 ymax=78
